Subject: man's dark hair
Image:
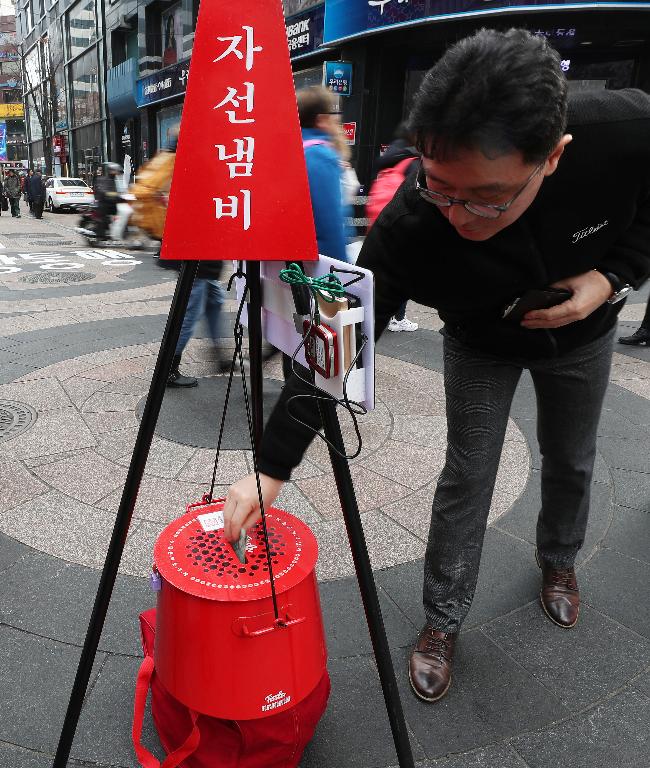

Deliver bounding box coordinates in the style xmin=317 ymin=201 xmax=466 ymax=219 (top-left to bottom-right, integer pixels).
xmin=296 ymin=86 xmax=335 ymax=129
xmin=409 ymin=28 xmax=568 ymax=164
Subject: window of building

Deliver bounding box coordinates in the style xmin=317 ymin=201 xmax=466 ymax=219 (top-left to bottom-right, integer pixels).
xmin=66 ymin=0 xmax=97 ymax=61
xmin=26 ymin=90 xmax=44 ymax=141
xmin=70 ymin=47 xmax=100 ymax=127
xmin=70 ymin=120 xmax=102 ymax=184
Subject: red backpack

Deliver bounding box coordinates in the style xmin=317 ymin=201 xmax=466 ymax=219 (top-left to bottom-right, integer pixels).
xmin=132 ymin=609 xmax=331 ymax=768
xmin=366 ymin=156 xmax=417 ymax=229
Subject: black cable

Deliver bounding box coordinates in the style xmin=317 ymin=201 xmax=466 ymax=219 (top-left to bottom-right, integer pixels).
xmin=285 ymin=295 xmax=369 ymax=461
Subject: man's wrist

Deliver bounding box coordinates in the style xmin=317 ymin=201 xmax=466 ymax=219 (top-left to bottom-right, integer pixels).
xmin=596 ymin=270 xmax=633 ymax=305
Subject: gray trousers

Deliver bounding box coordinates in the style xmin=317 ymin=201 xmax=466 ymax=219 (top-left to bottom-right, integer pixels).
xmin=424 ymin=326 xmax=615 ymax=633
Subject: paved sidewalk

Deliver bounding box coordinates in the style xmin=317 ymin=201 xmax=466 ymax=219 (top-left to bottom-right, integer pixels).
xmin=0 ymin=214 xmax=648 ymax=767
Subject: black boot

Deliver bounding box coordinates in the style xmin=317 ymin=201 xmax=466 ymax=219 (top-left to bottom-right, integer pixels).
xmin=167 ymin=354 xmax=198 ymax=388
xmin=618 ymin=327 xmax=650 ymax=346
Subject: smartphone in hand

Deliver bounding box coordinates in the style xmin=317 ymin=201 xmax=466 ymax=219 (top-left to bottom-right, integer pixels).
xmin=502 ymin=287 xmax=572 ymax=323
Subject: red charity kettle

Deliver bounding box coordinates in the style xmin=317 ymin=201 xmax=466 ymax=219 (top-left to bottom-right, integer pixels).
xmin=152 ymin=497 xmax=327 ymax=720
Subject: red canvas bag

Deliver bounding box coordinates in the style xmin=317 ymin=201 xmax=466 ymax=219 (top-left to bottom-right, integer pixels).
xmin=132 ymin=609 xmax=330 ymax=768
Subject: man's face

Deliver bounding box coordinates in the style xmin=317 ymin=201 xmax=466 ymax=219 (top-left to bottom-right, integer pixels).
xmin=420 ymin=148 xmax=551 ymax=242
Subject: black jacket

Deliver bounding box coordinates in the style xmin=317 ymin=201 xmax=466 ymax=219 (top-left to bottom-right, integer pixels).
xmin=257 ymin=87 xmax=650 ymax=481
xmin=158 ymin=258 xmax=224 ymax=281
xmin=26 ymin=174 xmax=46 ymax=202
xmin=94 ymin=175 xmax=120 ymax=213
xmin=3 ymin=174 xmax=21 ymax=198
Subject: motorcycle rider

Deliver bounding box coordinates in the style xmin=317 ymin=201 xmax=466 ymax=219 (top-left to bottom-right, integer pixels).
xmin=94 ymin=162 xmax=123 ymax=241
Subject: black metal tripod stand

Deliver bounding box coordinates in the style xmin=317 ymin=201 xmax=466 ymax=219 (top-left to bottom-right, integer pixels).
xmin=52 ymin=261 xmax=415 ymax=768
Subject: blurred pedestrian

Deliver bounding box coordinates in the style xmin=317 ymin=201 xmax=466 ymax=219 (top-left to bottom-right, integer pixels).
xmin=94 ymin=162 xmax=123 ymax=241
xmin=297 ymin=86 xmax=351 ymax=263
xmin=4 ymin=170 xmax=21 ymax=218
xmin=26 ymin=169 xmax=46 ymax=219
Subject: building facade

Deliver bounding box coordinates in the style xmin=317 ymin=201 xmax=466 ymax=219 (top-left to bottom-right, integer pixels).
xmin=0 ymin=1 xmax=28 ymax=172
xmin=287 ymin=0 xmax=650 ymax=185
xmin=12 ymin=0 xmax=650 ymax=182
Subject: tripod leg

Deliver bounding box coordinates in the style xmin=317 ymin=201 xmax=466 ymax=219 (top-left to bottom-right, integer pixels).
xmin=52 ymin=261 xmax=199 ymax=768
xmin=318 ymin=399 xmax=415 ymax=768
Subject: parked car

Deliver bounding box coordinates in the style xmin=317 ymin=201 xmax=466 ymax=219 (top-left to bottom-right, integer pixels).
xmin=45 ymin=177 xmax=95 ymax=212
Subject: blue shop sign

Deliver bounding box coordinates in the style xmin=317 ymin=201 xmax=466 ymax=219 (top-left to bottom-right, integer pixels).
xmin=324 ymin=0 xmax=650 ymax=44
xmin=324 ymin=61 xmax=352 ymax=96
xmin=286 ymin=3 xmax=325 ymax=59
xmin=136 ymin=59 xmax=191 ymax=108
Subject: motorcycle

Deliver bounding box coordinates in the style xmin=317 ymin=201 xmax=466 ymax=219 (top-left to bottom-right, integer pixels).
xmin=75 ymin=194 xmax=145 ymax=248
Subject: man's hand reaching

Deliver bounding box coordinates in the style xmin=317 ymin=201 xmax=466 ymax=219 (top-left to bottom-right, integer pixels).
xmin=223 ymin=473 xmax=284 ymax=543
xmin=521 ymin=270 xmax=613 ymax=329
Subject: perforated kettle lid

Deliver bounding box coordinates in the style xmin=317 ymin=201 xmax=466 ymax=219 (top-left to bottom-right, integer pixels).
xmin=154 ymin=500 xmax=319 ymax=602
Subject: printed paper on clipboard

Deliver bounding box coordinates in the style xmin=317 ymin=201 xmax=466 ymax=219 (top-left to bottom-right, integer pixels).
xmin=235 ymin=255 xmax=375 ymax=410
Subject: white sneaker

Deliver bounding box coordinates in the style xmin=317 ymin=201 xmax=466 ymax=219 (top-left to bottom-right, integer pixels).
xmin=388 ymin=317 xmax=419 ymax=332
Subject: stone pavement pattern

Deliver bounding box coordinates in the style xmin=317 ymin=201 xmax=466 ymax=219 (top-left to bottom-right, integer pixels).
xmin=0 ymin=213 xmax=648 ymax=767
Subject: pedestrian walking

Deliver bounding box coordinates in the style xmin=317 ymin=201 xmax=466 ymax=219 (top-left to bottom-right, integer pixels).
xmin=222 ymin=28 xmax=650 ymax=702
xmin=4 ymin=169 xmax=22 ymax=218
xmin=24 ymin=168 xmax=34 ymax=214
xmin=297 ymin=86 xmax=351 ymax=264
xmin=0 ymin=177 xmax=6 ymax=216
xmin=162 ymin=260 xmax=229 ymax=387
xmin=27 ymin=169 xmax=46 ymax=219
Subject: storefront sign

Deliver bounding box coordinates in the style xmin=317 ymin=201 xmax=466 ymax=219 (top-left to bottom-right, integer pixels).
xmin=161 ymin=0 xmax=317 ymax=262
xmin=136 ymin=59 xmax=191 ymax=107
xmin=324 ymin=0 xmax=650 ymax=44
xmin=0 ymin=103 xmax=25 ymax=118
xmin=324 ymin=61 xmax=352 ymax=95
xmin=343 ymin=121 xmax=357 ymax=145
xmin=0 ymin=122 xmax=7 ymax=161
xmin=285 ymin=3 xmax=324 ymax=58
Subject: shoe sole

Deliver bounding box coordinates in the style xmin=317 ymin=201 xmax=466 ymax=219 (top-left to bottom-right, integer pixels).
xmin=539 ymin=592 xmax=579 ymax=629
xmin=166 ymin=381 xmax=199 ymax=388
xmin=407 ymin=664 xmax=451 ymax=703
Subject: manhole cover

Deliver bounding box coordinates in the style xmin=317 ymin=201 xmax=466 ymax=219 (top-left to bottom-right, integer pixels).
xmin=19 ymin=271 xmax=95 ymax=284
xmin=137 ymin=375 xmax=284 ymax=449
xmin=0 ymin=400 xmax=37 ymax=442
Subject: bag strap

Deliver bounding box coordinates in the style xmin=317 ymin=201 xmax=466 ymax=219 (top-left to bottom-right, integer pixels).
xmin=132 ymin=656 xmax=160 ymax=768
xmin=132 ymin=655 xmax=201 ymax=768
xmin=302 ymin=139 xmax=331 ymax=149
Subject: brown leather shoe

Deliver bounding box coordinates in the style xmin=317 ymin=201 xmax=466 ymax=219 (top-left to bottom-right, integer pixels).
xmin=537 ymin=551 xmax=580 ymax=628
xmin=408 ymin=625 xmax=456 ymax=702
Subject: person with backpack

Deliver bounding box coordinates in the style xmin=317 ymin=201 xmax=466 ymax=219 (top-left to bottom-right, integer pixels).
xmin=367 ymin=123 xmax=419 ymax=332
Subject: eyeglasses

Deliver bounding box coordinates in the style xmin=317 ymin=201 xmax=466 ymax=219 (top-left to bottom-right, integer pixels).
xmin=415 ymin=160 xmax=544 ymax=220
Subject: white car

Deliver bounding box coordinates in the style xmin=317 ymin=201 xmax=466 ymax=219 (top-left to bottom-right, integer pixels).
xmin=45 ymin=177 xmax=95 ymax=212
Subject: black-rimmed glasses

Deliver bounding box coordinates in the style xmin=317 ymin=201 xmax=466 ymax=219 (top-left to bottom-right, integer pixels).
xmin=415 ymin=160 xmax=544 ymax=220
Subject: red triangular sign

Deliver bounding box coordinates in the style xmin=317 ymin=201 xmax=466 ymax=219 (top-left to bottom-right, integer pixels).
xmin=161 ymin=0 xmax=318 ymax=262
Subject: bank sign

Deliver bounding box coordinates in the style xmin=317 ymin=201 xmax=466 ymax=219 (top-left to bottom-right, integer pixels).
xmin=136 ymin=59 xmax=191 ymax=107
xmin=323 ymin=0 xmax=650 ymax=43
xmin=286 ymin=3 xmax=325 ymax=58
